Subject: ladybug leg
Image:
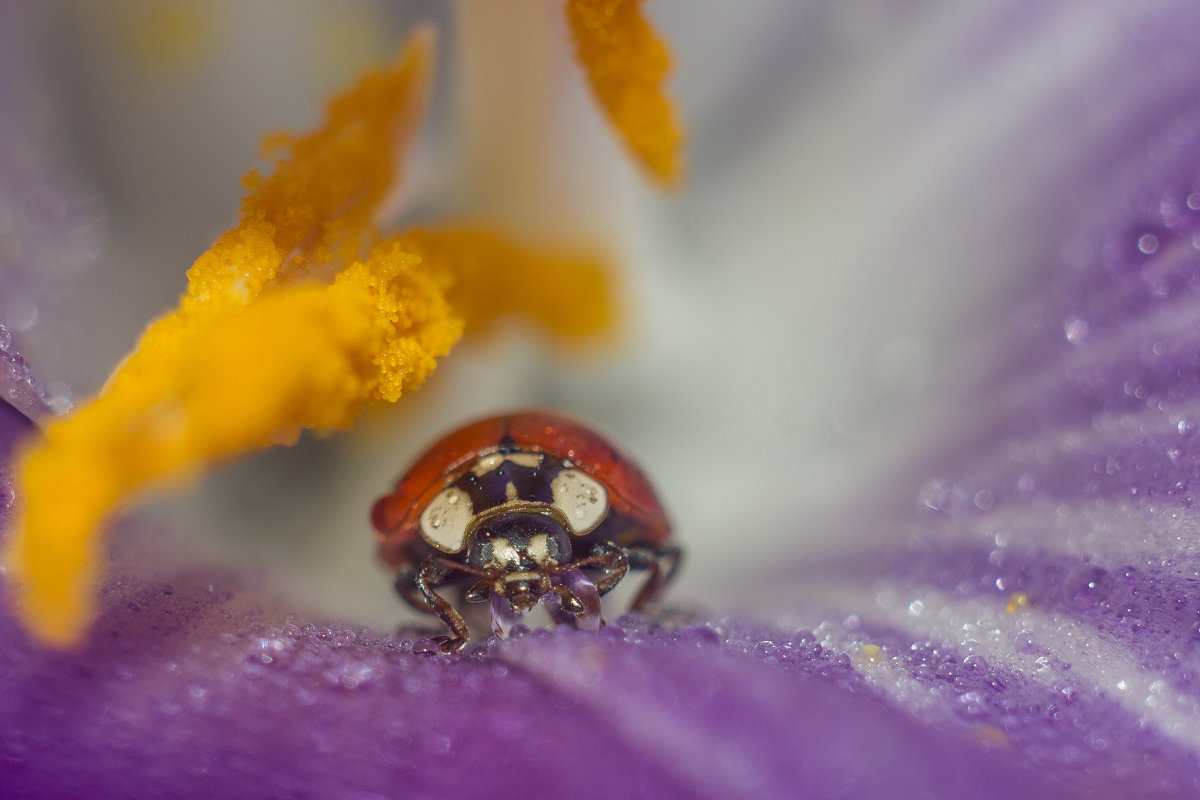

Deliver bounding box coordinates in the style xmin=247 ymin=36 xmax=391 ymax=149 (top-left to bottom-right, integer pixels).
xmin=414 ymin=556 xmax=475 ymax=653
xmin=541 ymin=577 xmax=585 ymax=614
xmin=394 ymin=559 xmax=486 ymax=613
xmin=546 ymin=569 xmax=603 ymax=627
xmin=393 ymin=567 xmax=433 ymax=615
xmin=625 ymin=543 xmax=683 ymax=611
xmin=566 ymin=541 xmax=629 ymax=596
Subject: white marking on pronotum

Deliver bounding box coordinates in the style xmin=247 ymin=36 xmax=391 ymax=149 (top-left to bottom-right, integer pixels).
xmin=550 ymin=469 xmax=609 ymax=535
xmin=470 ymin=451 xmax=543 ymax=476
xmin=419 ymin=486 xmax=474 ymax=552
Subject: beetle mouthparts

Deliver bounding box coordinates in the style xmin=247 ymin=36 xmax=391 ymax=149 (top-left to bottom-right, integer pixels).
xmin=503 ymin=577 xmax=543 ymax=611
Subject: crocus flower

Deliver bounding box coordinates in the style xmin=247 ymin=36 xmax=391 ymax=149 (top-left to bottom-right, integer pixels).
xmin=4 ymin=2 xmax=1200 ymax=799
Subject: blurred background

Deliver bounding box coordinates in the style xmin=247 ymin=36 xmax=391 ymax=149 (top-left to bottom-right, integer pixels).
xmin=0 ymin=0 xmax=1142 ymax=625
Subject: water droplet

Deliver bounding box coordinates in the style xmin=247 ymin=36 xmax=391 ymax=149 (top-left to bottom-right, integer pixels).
xmin=753 ymin=640 xmax=777 ymax=658
xmin=45 ymin=381 xmax=73 ymax=415
xmin=790 ymin=629 xmax=815 ymax=645
xmin=490 ymin=593 xmax=519 ymax=639
xmin=1188 ymin=192 xmax=1200 ymax=211
xmin=336 ymin=662 xmax=375 ymax=689
xmin=1064 ymin=317 xmax=1090 ymax=345
xmin=412 ymin=638 xmax=441 ymax=655
xmin=681 ymin=625 xmax=721 ymax=645
xmin=1138 ymin=233 xmax=1160 ymax=254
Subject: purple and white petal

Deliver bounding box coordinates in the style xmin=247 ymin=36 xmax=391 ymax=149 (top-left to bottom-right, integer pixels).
xmin=4 ymin=1 xmax=1200 ymax=798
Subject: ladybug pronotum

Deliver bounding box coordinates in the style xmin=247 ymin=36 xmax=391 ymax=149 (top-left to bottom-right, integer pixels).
xmin=371 ymin=411 xmax=681 ymax=652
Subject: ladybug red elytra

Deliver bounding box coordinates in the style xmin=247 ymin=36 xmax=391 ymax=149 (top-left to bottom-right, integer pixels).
xmin=371 ymin=411 xmax=681 ymax=652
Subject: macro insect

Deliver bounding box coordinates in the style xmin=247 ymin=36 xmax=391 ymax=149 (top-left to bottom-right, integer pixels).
xmin=371 ymin=411 xmax=681 ymax=652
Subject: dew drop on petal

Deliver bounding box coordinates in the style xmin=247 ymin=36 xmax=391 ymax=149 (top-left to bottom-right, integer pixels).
xmin=556 ymin=568 xmax=602 ymax=632
xmin=411 ymin=638 xmax=441 ymax=655
xmin=490 ymin=593 xmax=519 ymax=639
xmin=1137 ymin=233 xmax=1159 ymax=254
xmin=1064 ymin=317 xmax=1089 ymax=345
xmin=45 ymin=381 xmax=72 ymax=415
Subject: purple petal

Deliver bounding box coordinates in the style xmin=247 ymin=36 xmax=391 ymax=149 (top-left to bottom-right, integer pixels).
xmin=0 ymin=328 xmax=48 ymax=428
xmin=730 ymin=3 xmax=1200 ymax=795
xmin=8 ymin=3 xmax=1200 ymax=799
xmin=0 ymin=400 xmax=30 ymax=555
xmin=0 ymin=365 xmax=36 ymax=543
xmin=0 ymin=562 xmax=1083 ymax=800
xmin=0 ymin=396 xmax=33 ymax=467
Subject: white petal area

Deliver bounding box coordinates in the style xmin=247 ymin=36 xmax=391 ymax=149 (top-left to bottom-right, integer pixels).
xmin=917 ymin=500 xmax=1200 ymax=566
xmin=792 ymin=586 xmax=1200 ymax=755
xmin=554 ymin=0 xmax=1198 ymax=597
xmin=19 ymin=0 xmax=1198 ymax=627
xmin=964 ymin=277 xmax=1200 ymax=433
xmin=798 ymin=620 xmax=979 ymax=729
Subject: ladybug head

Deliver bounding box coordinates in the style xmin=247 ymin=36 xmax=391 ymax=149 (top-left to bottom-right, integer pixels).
xmin=465 ymin=509 xmax=574 ymax=611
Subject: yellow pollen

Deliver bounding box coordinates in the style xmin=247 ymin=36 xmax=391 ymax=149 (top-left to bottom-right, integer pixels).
xmin=858 ymin=643 xmax=886 ymax=667
xmin=4 ymin=27 xmax=618 ymax=646
xmin=1006 ymin=593 xmax=1031 ymax=615
xmin=974 ymin=724 xmax=1011 ymax=748
xmin=566 ymin=0 xmax=685 ymax=186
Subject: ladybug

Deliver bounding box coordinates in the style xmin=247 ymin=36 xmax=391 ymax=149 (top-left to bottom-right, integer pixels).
xmin=371 ymin=411 xmax=681 ymax=652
